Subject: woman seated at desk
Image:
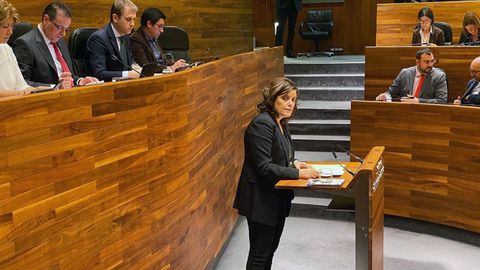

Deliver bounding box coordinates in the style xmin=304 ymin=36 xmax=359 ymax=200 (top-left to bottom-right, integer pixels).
xmin=0 ymin=0 xmax=49 ymax=98
xmin=460 ymin=12 xmax=480 ymax=45
xmin=412 ymin=7 xmax=445 ymax=46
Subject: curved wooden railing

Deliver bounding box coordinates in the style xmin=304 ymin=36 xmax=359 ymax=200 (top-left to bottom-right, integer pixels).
xmin=351 ymin=100 xmax=480 ymax=234
xmin=0 ymin=47 xmax=284 ymax=269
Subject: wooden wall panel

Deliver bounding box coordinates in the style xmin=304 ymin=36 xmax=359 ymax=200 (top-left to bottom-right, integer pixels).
xmin=351 ymin=101 xmax=480 ymax=233
xmin=9 ymin=0 xmax=253 ymax=61
xmin=377 ymin=1 xmax=480 ymax=46
xmin=364 ymin=46 xmax=480 ymax=102
xmin=253 ymin=0 xmax=378 ymax=55
xmin=0 ymin=47 xmax=284 ymax=269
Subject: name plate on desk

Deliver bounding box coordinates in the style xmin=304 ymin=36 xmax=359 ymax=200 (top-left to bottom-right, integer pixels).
xmin=307 ymin=178 xmax=345 ymax=186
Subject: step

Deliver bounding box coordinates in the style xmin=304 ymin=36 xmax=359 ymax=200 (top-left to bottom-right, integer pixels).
xmin=284 ymin=62 xmax=365 ymax=74
xmin=292 ymin=135 xmax=350 ymax=152
xmin=295 ymin=101 xmax=351 ymax=120
xmin=289 ymin=119 xmax=350 ymax=136
xmin=298 ymin=86 xmax=364 ymax=101
xmin=286 ymin=73 xmax=365 ymax=87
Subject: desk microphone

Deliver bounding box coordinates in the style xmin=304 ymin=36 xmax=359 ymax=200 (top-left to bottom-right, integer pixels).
xmin=206 ymin=48 xmax=220 ymax=61
xmin=111 ymin=55 xmax=144 ymax=77
xmin=336 ymin=144 xmax=364 ymax=163
xmin=331 ymin=151 xmax=355 ymax=176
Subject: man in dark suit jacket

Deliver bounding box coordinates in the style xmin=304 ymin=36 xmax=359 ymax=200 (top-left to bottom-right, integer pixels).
xmin=13 ymin=2 xmax=97 ymax=88
xmin=455 ymin=57 xmax=480 ymax=105
xmin=275 ymin=0 xmax=302 ymax=58
xmin=376 ymin=48 xmax=447 ymax=104
xmin=85 ymin=0 xmax=140 ymax=81
xmin=130 ymin=7 xmax=187 ymax=73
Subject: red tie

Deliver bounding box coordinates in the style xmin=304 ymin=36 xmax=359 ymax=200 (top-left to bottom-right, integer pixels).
xmin=414 ymin=74 xmax=425 ymax=97
xmin=51 ymin=42 xmax=70 ymax=73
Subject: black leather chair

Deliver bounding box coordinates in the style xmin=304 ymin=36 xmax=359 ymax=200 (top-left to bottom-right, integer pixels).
xmin=433 ymin=22 xmax=452 ymax=45
xmin=7 ymin=22 xmax=32 ymax=47
xmin=158 ymin=26 xmax=191 ymax=62
xmin=68 ymin=27 xmax=97 ymax=77
xmin=298 ymin=10 xmax=334 ymax=57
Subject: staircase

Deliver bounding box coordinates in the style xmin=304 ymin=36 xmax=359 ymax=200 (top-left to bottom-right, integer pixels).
xmin=284 ymin=56 xmax=365 ymax=217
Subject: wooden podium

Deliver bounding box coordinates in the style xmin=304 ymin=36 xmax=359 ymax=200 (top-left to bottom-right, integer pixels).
xmin=276 ymin=146 xmax=385 ymax=270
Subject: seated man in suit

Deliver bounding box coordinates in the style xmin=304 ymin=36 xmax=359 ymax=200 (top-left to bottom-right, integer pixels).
xmin=454 ymin=57 xmax=480 ymax=105
xmin=13 ymin=1 xmax=98 ymax=88
xmin=85 ymin=0 xmax=140 ymax=81
xmin=130 ymin=8 xmax=187 ymax=73
xmin=376 ymin=48 xmax=447 ymax=104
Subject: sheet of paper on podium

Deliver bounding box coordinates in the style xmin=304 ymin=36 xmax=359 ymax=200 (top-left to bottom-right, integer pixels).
xmin=310 ymin=164 xmax=344 ymax=176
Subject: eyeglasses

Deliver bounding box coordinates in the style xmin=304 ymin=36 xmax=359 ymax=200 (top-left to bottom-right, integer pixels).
xmin=419 ymin=19 xmax=432 ymax=25
xmin=50 ymin=19 xmax=70 ymax=32
xmin=470 ymin=69 xmax=480 ymax=74
xmin=421 ymin=59 xmax=436 ymax=64
xmin=155 ymin=23 xmax=164 ymax=30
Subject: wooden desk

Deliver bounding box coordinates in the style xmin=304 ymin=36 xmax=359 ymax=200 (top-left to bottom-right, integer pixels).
xmin=377 ymin=1 xmax=480 ymax=46
xmin=365 ymin=46 xmax=480 ymax=102
xmin=277 ymin=146 xmax=385 ymax=270
xmin=0 ymin=47 xmax=283 ymax=269
xmin=351 ymin=100 xmax=480 ymax=233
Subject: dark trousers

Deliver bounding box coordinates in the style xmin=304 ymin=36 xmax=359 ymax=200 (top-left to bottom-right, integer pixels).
xmin=275 ymin=5 xmax=298 ymax=52
xmin=246 ymin=217 xmax=286 ymax=270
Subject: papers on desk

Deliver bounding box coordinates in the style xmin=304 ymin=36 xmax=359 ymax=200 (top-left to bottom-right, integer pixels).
xmin=307 ymin=178 xmax=345 ymax=186
xmin=310 ymin=164 xmax=345 ymax=176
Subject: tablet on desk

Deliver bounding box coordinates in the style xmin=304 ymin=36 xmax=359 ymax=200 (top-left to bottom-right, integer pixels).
xmin=30 ymin=80 xmax=62 ymax=94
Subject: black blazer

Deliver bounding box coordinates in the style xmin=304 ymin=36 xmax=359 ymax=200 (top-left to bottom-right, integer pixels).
xmin=13 ymin=27 xmax=79 ymax=86
xmin=233 ymin=112 xmax=299 ymax=226
xmin=460 ymin=79 xmax=480 ymax=104
xmin=276 ymin=0 xmax=302 ymax=11
xmin=85 ymin=24 xmax=135 ymax=81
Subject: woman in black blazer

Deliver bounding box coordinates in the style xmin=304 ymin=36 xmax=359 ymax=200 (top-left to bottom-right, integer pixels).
xmin=233 ymin=78 xmax=319 ymax=270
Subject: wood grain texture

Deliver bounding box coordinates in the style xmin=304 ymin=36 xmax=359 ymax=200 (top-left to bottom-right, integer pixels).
xmin=0 ymin=47 xmax=284 ymax=269
xmin=365 ymin=46 xmax=480 ymax=102
xmin=9 ymin=0 xmax=253 ymax=61
xmin=351 ymin=101 xmax=480 ymax=233
xmin=377 ymin=1 xmax=480 ymax=46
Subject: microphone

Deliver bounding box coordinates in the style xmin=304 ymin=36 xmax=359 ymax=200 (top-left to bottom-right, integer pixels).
xmin=206 ymin=48 xmax=220 ymax=61
xmin=111 ymin=55 xmax=144 ymax=77
xmin=336 ymin=144 xmax=364 ymax=163
xmin=331 ymin=151 xmax=355 ymax=176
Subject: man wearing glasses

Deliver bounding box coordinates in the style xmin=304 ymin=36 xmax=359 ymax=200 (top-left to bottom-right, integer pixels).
xmin=454 ymin=57 xmax=480 ymax=105
xmin=85 ymin=0 xmax=141 ymax=81
xmin=130 ymin=8 xmax=187 ymax=73
xmin=376 ymin=48 xmax=447 ymax=104
xmin=13 ymin=1 xmax=98 ymax=88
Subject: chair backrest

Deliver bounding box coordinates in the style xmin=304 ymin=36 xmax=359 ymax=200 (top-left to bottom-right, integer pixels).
xmin=434 ymin=22 xmax=453 ymax=45
xmin=7 ymin=22 xmax=32 ymax=47
xmin=158 ymin=26 xmax=191 ymax=62
xmin=300 ymin=10 xmax=333 ymax=39
xmin=68 ymin=27 xmax=98 ymax=77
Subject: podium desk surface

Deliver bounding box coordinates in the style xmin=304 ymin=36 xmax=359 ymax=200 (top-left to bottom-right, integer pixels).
xmin=276 ymin=161 xmax=361 ymax=190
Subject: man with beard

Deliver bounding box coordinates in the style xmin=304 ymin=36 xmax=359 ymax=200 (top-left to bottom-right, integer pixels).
xmin=454 ymin=57 xmax=480 ymax=105
xmin=375 ymin=48 xmax=447 ymax=104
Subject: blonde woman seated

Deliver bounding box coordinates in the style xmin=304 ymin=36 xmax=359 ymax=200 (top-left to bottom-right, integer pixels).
xmin=0 ymin=0 xmax=48 ymax=97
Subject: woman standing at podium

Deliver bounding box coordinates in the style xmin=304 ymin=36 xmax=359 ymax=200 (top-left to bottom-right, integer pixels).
xmin=233 ymin=77 xmax=319 ymax=270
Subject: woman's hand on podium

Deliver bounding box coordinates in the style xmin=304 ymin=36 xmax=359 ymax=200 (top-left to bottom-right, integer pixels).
xmin=299 ymin=169 xmax=319 ymax=179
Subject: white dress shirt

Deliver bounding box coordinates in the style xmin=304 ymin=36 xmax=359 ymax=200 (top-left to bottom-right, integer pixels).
xmin=0 ymin=44 xmax=29 ymax=92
